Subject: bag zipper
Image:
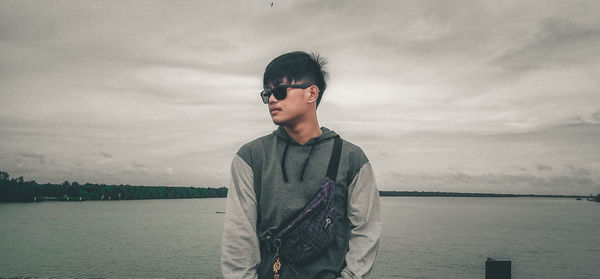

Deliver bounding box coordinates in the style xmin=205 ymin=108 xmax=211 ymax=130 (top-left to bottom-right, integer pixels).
xmin=276 ymin=199 xmax=327 ymax=240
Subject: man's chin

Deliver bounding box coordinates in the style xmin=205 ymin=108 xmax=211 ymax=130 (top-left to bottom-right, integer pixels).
xmin=272 ymin=119 xmax=284 ymax=125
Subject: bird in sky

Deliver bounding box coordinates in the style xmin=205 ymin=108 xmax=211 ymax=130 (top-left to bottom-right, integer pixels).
xmin=270 ymin=2 xmax=273 ymax=7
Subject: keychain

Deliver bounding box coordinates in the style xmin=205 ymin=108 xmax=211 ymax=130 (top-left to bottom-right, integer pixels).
xmin=273 ymin=239 xmax=282 ymax=279
xmin=273 ymin=248 xmax=281 ymax=279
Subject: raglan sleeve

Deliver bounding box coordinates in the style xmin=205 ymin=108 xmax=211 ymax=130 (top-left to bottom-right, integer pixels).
xmin=220 ymin=153 xmax=260 ymax=279
xmin=340 ymin=161 xmax=382 ymax=279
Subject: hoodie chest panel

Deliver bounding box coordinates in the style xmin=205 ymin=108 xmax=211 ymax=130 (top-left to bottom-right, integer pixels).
xmin=257 ymin=139 xmax=350 ymax=234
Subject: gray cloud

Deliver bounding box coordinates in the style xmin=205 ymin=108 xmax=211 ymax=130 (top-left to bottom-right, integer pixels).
xmin=491 ymin=17 xmax=600 ymax=75
xmin=18 ymin=152 xmax=46 ymax=159
xmin=99 ymin=152 xmax=113 ymax=158
xmin=14 ymin=153 xmax=49 ymax=165
xmin=511 ymin=165 xmax=528 ymax=172
xmin=591 ymin=110 xmax=600 ymax=122
xmin=536 ymin=165 xmax=553 ymax=171
xmin=384 ymin=171 xmax=600 ymax=195
xmin=563 ymin=164 xmax=592 ymax=176
xmin=131 ymin=161 xmax=145 ymax=168
xmin=1 ymin=1 xmax=599 ymax=194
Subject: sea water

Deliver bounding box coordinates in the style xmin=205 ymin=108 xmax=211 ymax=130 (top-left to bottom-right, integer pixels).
xmin=0 ymin=197 xmax=597 ymax=278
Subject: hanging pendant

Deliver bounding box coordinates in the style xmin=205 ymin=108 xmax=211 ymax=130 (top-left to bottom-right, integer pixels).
xmin=273 ymin=250 xmax=281 ymax=279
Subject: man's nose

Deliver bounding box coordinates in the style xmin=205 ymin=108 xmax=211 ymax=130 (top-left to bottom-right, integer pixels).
xmin=269 ymin=93 xmax=278 ymax=104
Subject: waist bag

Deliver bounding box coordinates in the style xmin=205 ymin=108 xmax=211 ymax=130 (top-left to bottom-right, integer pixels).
xmin=261 ymin=136 xmax=343 ymax=278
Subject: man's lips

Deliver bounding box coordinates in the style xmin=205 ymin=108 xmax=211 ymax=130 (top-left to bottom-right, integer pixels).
xmin=269 ymin=107 xmax=281 ymax=113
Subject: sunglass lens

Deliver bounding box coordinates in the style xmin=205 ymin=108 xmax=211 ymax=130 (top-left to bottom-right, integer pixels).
xmin=273 ymin=87 xmax=287 ymax=100
xmin=260 ymin=86 xmax=288 ymax=104
xmin=261 ymin=90 xmax=270 ymax=104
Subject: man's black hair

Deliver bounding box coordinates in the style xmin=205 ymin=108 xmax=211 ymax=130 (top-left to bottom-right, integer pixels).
xmin=263 ymin=51 xmax=328 ymax=107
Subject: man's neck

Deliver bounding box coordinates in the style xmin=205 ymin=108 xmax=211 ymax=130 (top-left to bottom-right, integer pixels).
xmin=283 ymin=119 xmax=322 ymax=145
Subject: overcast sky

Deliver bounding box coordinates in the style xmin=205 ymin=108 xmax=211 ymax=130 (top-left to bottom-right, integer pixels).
xmin=1 ymin=0 xmax=599 ymax=195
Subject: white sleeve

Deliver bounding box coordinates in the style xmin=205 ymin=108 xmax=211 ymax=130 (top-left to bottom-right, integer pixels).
xmin=340 ymin=162 xmax=382 ymax=279
xmin=220 ymin=154 xmax=260 ymax=279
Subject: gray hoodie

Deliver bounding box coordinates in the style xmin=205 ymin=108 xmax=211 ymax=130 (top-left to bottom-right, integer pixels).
xmin=221 ymin=126 xmax=381 ymax=279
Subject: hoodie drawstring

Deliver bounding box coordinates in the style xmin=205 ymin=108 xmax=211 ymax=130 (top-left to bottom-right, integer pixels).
xmin=281 ymin=140 xmax=290 ymax=183
xmin=281 ymin=140 xmax=316 ymax=183
xmin=299 ymin=145 xmax=314 ymax=181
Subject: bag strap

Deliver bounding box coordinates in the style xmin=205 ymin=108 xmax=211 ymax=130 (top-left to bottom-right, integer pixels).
xmin=326 ymin=136 xmax=343 ymax=181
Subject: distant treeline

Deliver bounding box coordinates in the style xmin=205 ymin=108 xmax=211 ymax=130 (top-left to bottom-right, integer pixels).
xmin=3 ymin=171 xmax=598 ymax=203
xmin=379 ymin=190 xmax=592 ymax=199
xmin=0 ymin=171 xmax=227 ymax=202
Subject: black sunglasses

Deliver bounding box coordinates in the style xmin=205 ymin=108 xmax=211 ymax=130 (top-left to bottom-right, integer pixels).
xmin=260 ymin=84 xmax=312 ymax=104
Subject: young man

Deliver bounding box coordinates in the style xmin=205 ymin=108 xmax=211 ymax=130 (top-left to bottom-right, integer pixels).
xmin=221 ymin=51 xmax=381 ymax=279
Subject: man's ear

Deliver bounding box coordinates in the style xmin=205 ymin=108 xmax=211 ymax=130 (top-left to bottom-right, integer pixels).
xmin=306 ymin=85 xmax=320 ymax=104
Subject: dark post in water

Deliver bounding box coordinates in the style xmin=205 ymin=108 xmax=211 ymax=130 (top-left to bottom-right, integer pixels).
xmin=485 ymin=258 xmax=511 ymax=279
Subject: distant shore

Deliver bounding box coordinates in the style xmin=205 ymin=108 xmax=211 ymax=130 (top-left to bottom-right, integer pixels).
xmin=378 ymin=191 xmax=597 ymax=199
xmin=0 ymin=170 xmax=227 ymax=203
xmin=1 ymin=170 xmax=598 ymax=203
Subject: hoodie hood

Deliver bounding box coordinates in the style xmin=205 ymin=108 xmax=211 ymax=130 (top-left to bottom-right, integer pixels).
xmin=273 ymin=125 xmax=339 ymax=145
xmin=273 ymin=125 xmax=339 ymax=182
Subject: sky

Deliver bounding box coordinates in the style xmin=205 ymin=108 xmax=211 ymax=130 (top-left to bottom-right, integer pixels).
xmin=1 ymin=0 xmax=599 ymax=195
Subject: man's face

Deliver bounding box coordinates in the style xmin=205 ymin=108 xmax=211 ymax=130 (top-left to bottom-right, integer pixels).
xmin=267 ymin=78 xmax=313 ymax=126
